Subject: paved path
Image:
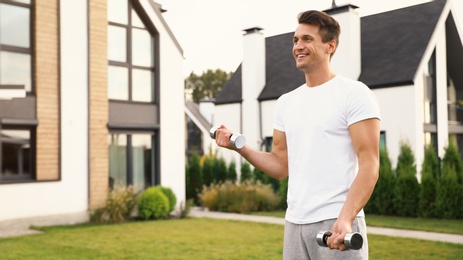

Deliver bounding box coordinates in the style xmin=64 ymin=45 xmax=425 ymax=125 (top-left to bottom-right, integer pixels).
xmin=189 ymin=208 xmax=463 ymax=245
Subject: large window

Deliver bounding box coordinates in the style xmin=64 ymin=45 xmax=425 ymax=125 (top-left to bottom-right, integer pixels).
xmin=107 ymin=0 xmax=155 ymax=102
xmin=108 ymin=133 xmax=155 ymax=193
xmin=423 ymin=49 xmax=437 ymax=125
xmin=0 ymin=126 xmax=35 ymax=182
xmin=0 ymin=0 xmax=32 ymax=93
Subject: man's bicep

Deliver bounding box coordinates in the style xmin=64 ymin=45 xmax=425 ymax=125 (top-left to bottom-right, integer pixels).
xmin=349 ymin=118 xmax=380 ymax=157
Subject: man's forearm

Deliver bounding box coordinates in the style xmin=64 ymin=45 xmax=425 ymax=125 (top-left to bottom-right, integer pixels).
xmin=237 ymin=145 xmax=288 ymax=180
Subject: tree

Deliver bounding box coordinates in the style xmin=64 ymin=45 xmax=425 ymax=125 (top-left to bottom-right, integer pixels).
xmin=185 ymin=69 xmax=232 ymax=103
xmin=393 ymin=142 xmax=420 ymax=217
xmin=419 ymin=145 xmax=439 ymax=218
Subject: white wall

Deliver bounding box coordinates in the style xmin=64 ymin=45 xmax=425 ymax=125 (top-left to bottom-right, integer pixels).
xmin=373 ymin=86 xmax=417 ymax=169
xmin=213 ymin=103 xmax=243 ymax=173
xmin=261 ymin=100 xmax=277 ymax=138
xmin=0 ymin=0 xmax=89 ymax=221
xmin=141 ymin=0 xmax=186 ymax=209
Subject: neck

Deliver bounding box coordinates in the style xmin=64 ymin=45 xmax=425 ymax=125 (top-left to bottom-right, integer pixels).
xmin=304 ymin=66 xmax=336 ymax=87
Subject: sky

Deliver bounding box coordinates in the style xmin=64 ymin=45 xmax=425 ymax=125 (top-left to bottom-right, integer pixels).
xmin=156 ymin=0 xmax=463 ymax=77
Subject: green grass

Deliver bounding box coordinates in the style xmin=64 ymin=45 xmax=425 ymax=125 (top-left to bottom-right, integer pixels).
xmin=0 ymin=217 xmax=462 ymax=259
xmin=249 ymin=211 xmax=463 ymax=235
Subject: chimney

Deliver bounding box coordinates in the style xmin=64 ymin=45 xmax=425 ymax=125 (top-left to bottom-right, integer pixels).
xmin=324 ymin=4 xmax=361 ymax=80
xmin=241 ymin=27 xmax=265 ymax=149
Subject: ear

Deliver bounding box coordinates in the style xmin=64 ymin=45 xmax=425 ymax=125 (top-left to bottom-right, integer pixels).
xmin=327 ymin=40 xmax=337 ymax=54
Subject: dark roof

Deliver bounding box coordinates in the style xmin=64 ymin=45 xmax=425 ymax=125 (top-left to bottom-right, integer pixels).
xmin=359 ymin=0 xmax=446 ymax=88
xmin=215 ymin=0 xmax=448 ymax=104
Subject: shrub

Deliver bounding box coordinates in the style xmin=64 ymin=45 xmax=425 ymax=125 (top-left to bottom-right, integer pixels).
xmin=155 ymin=186 xmax=177 ymax=213
xmin=216 ymin=157 xmax=228 ymax=183
xmin=442 ymin=144 xmax=463 ymax=184
xmin=365 ymin=148 xmax=395 ymax=215
xmin=138 ymin=187 xmax=170 ymax=220
xmin=393 ymin=142 xmax=420 ymax=217
xmin=187 ymin=152 xmax=202 ymax=204
xmin=227 ymin=160 xmax=238 ymax=183
xmin=202 ymin=155 xmax=215 ymax=187
xmin=90 ymin=186 xmax=138 ymax=224
xmin=435 ymin=163 xmax=463 ymax=219
xmin=199 ymin=181 xmax=280 ymax=213
xmin=419 ymin=145 xmax=439 ymax=218
xmin=240 ymin=162 xmax=252 ymax=183
xmin=279 ymin=177 xmax=288 ymax=209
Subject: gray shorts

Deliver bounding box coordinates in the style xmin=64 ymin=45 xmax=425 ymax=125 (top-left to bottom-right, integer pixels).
xmin=283 ymin=217 xmax=368 ymax=260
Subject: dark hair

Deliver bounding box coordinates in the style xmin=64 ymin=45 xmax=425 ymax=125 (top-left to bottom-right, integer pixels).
xmin=298 ymin=10 xmax=341 ymax=47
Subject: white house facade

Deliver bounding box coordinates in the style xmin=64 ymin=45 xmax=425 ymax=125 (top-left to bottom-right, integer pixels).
xmin=0 ymin=0 xmax=185 ymax=222
xmin=209 ymin=0 xmax=463 ymax=180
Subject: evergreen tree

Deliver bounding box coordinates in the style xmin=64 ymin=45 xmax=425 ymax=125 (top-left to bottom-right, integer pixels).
xmin=240 ymin=162 xmax=252 ymax=183
xmin=419 ymin=145 xmax=439 ymax=218
xmin=187 ymin=153 xmax=202 ymax=205
xmin=393 ymin=142 xmax=420 ymax=217
xmin=441 ymin=144 xmax=463 ymax=185
xmin=216 ymin=157 xmax=228 ymax=183
xmin=366 ymin=148 xmax=395 ymax=215
xmin=202 ymin=155 xmax=215 ymax=187
xmin=227 ymin=160 xmax=238 ymax=183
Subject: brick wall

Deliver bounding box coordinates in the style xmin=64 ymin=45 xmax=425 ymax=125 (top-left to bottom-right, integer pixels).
xmin=89 ymin=0 xmax=109 ymax=208
xmin=35 ymin=0 xmax=59 ymax=181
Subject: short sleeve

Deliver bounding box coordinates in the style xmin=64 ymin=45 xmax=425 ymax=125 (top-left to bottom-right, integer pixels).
xmin=346 ymin=83 xmax=381 ymax=126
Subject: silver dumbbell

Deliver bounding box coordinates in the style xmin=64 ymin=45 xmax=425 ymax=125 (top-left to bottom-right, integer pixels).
xmin=210 ymin=126 xmax=246 ymax=149
xmin=316 ymin=230 xmax=363 ymax=250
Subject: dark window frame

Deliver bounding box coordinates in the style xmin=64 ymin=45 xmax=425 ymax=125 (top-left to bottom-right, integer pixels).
xmin=107 ymin=0 xmax=158 ymax=104
xmin=108 ymin=130 xmax=159 ymax=190
xmin=0 ymin=0 xmax=34 ymax=95
xmin=0 ymin=124 xmax=36 ymax=183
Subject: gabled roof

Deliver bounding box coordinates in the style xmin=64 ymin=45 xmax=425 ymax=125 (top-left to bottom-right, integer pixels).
xmin=215 ymin=0 xmax=448 ymax=104
xmin=185 ymin=100 xmax=211 ymax=132
xmin=359 ymin=0 xmax=446 ymax=88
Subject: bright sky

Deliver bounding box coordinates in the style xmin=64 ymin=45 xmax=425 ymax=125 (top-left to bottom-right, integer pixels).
xmin=157 ymin=0 xmax=463 ymax=77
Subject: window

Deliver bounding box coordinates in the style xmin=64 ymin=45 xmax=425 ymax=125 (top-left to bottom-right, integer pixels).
xmin=0 ymin=0 xmax=32 ymax=92
xmin=379 ymin=131 xmax=386 ymax=151
xmin=0 ymin=126 xmax=35 ymax=182
xmin=423 ymin=49 xmax=437 ymax=124
xmin=107 ymin=0 xmax=155 ymax=102
xmin=108 ymin=133 xmax=155 ymax=193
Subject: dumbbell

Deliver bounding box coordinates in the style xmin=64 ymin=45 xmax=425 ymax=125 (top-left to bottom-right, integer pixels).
xmin=316 ymin=230 xmax=363 ymax=250
xmin=210 ymin=126 xmax=246 ymax=149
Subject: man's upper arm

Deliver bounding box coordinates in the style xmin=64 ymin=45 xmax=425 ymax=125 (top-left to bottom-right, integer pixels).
xmin=349 ymin=118 xmax=380 ymax=164
xmin=272 ymin=129 xmax=288 ymax=178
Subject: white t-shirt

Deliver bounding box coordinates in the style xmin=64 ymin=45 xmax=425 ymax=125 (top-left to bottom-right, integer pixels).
xmin=274 ymin=75 xmax=381 ymax=224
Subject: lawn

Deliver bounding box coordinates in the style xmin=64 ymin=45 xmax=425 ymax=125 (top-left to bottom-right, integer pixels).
xmin=0 ymin=217 xmax=462 ymax=259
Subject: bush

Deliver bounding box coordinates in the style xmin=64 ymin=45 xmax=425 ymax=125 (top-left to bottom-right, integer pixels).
xmin=199 ymin=181 xmax=280 ymax=213
xmin=90 ymin=186 xmax=138 ymax=224
xmin=138 ymin=187 xmax=170 ymax=220
xmin=187 ymin=152 xmax=202 ymax=204
xmin=227 ymin=160 xmax=238 ymax=183
xmin=202 ymin=155 xmax=215 ymax=187
xmin=216 ymin=157 xmax=228 ymax=183
xmin=279 ymin=177 xmax=288 ymax=209
xmin=435 ymin=163 xmax=463 ymax=219
xmin=442 ymin=144 xmax=463 ymax=185
xmin=240 ymin=162 xmax=252 ymax=183
xmin=393 ymin=142 xmax=419 ymax=217
xmin=419 ymin=145 xmax=439 ymax=218
xmin=365 ymin=148 xmax=395 ymax=215
xmin=155 ymin=186 xmax=177 ymax=213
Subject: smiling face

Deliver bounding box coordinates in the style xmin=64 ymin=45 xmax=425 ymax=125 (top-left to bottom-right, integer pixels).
xmin=292 ymin=23 xmax=335 ymax=73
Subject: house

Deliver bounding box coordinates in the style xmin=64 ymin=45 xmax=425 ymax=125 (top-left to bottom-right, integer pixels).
xmin=0 ymin=0 xmax=185 ymax=222
xmin=210 ymin=0 xmax=463 ymax=178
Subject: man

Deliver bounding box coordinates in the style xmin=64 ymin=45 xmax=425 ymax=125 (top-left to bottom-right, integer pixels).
xmin=214 ymin=10 xmax=380 ymax=260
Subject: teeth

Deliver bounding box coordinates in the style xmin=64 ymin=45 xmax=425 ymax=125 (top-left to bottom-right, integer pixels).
xmin=298 ymin=55 xmax=306 ymax=58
